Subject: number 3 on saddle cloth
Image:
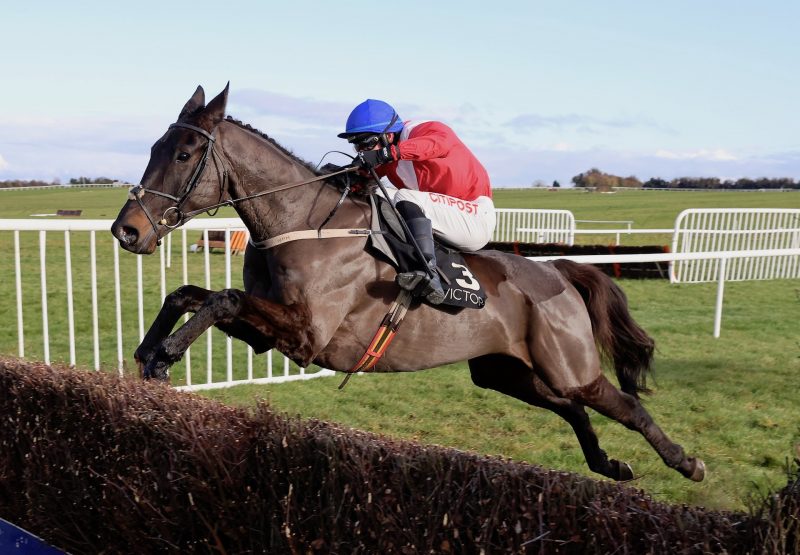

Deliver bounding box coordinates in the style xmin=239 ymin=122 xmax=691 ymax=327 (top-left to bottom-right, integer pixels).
xmin=366 ymin=194 xmax=487 ymax=310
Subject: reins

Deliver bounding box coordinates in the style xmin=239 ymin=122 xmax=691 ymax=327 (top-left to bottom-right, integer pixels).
xmin=128 ymin=121 xmax=358 ymax=244
xmin=178 ymin=165 xmax=357 ymax=221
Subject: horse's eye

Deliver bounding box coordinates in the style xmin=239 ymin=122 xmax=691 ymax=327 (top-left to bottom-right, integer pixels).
xmin=177 ymin=152 xmax=191 ymax=162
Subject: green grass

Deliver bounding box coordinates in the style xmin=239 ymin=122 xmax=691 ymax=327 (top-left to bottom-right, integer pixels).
xmin=1 ymin=186 xmax=799 ymax=510
xmin=0 ymin=186 xmax=236 ymax=220
xmin=1 ymin=186 xmax=798 ymax=223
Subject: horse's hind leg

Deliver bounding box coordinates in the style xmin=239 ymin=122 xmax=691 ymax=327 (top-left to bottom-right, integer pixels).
xmin=469 ymin=355 xmax=633 ymax=481
xmin=529 ymin=287 xmax=705 ymax=481
xmin=564 ymin=375 xmax=705 ymax=481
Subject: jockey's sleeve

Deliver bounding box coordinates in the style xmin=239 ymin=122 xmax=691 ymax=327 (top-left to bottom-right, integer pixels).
xmin=396 ymin=121 xmax=458 ymax=161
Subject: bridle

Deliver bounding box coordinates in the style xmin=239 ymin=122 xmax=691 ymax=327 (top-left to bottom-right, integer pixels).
xmin=127 ymin=122 xmax=229 ymax=245
xmin=127 ymin=121 xmax=356 ymax=245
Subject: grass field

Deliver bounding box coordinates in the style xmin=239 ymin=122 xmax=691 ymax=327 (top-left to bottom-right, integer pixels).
xmin=0 ymin=186 xmax=798 ymax=510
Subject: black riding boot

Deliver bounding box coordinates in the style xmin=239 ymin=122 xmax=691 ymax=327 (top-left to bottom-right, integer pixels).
xmin=395 ymin=217 xmax=445 ymax=305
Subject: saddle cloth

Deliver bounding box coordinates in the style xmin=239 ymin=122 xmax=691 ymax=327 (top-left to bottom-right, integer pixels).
xmin=367 ymin=194 xmax=487 ymax=310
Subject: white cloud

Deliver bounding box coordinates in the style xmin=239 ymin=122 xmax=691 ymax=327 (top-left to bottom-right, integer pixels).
xmin=231 ymin=89 xmax=352 ymax=128
xmin=0 ymin=114 xmax=166 ymax=182
xmin=655 ymin=148 xmax=738 ymax=161
xmin=550 ymin=142 xmax=574 ymax=152
xmin=504 ymin=113 xmax=672 ymax=134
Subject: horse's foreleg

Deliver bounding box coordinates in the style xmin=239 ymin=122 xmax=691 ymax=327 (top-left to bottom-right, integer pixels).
xmin=565 ymin=375 xmax=706 ymax=482
xmin=135 ymin=285 xmax=211 ymax=375
xmin=468 ymin=355 xmax=633 ymax=481
xmin=143 ymin=289 xmax=309 ymax=381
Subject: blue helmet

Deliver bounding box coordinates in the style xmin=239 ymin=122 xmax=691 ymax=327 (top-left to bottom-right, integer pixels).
xmin=338 ymin=99 xmax=403 ymax=138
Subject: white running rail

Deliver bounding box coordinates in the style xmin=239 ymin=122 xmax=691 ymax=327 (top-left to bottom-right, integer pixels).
xmin=493 ymin=209 xmax=575 ymax=244
xmin=670 ymin=208 xmax=800 ymax=283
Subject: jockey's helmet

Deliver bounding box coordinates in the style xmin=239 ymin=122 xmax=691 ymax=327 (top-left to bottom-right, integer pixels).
xmin=338 ymin=99 xmax=403 ymax=138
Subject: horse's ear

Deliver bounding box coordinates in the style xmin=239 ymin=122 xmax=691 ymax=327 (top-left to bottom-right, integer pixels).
xmin=179 ymin=86 xmax=206 ymax=121
xmin=200 ymin=82 xmax=229 ymax=129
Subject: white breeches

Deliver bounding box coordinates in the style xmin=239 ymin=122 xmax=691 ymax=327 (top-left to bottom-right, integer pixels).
xmin=392 ymin=189 xmax=496 ymax=251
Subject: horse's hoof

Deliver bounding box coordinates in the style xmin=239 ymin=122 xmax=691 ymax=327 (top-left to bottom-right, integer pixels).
xmin=143 ymin=360 xmax=170 ymax=382
xmin=136 ymin=359 xmax=148 ymax=380
xmin=134 ymin=350 xmax=151 ymax=380
xmin=686 ymin=457 xmax=706 ymax=482
xmin=611 ymin=459 xmax=634 ymax=481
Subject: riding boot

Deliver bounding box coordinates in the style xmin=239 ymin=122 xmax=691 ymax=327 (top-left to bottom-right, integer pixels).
xmin=395 ymin=217 xmax=446 ymax=305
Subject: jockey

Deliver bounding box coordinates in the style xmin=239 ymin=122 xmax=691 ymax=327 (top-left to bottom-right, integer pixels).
xmin=339 ymin=99 xmax=496 ymax=305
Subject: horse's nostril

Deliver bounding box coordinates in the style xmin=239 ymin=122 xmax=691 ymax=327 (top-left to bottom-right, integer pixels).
xmin=121 ymin=226 xmax=139 ymax=246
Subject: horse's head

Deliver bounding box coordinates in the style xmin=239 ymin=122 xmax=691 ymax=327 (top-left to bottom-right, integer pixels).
xmin=112 ymin=84 xmax=230 ymax=254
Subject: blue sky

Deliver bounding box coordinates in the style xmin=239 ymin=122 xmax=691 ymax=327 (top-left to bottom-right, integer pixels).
xmin=1 ymin=1 xmax=798 ymax=187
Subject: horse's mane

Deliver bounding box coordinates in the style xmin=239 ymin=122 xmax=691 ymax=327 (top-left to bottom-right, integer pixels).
xmin=223 ymin=115 xmax=370 ymax=196
xmin=223 ymin=116 xmax=320 ymax=175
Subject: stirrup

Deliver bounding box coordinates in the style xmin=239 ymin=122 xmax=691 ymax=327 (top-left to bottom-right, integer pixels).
xmin=395 ymin=271 xmax=445 ymax=305
xmin=396 ymin=270 xmax=427 ymax=292
xmin=420 ymin=276 xmax=445 ymax=305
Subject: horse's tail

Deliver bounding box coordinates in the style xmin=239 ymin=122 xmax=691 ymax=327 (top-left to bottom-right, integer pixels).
xmin=551 ymin=259 xmax=654 ymax=397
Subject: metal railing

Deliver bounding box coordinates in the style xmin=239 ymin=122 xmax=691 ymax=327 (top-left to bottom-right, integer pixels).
xmin=670 ymin=208 xmax=800 ymax=283
xmin=493 ymin=209 xmax=575 ymax=244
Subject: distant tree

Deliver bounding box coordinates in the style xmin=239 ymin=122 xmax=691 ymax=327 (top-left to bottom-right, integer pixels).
xmin=68 ymin=176 xmax=117 ymax=184
xmin=641 ymin=176 xmax=797 ymax=189
xmin=619 ymin=175 xmax=642 ymax=188
xmin=643 ymin=177 xmax=668 ymax=188
xmin=531 ymin=179 xmax=549 ymax=188
xmin=571 ymin=168 xmax=640 ymax=191
xmin=552 ymin=180 xmax=561 ymax=188
xmin=0 ymin=179 xmax=51 ymax=189
xmin=571 ymin=168 xmax=591 ymax=188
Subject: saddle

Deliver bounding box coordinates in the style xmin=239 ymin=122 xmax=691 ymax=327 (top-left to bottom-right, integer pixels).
xmin=366 ymin=194 xmax=487 ymax=310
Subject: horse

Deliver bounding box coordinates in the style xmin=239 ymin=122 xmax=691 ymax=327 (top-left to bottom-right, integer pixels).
xmin=111 ymin=84 xmax=705 ymax=483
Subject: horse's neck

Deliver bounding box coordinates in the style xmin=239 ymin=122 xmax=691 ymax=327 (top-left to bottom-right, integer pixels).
xmin=220 ymin=124 xmax=350 ymax=243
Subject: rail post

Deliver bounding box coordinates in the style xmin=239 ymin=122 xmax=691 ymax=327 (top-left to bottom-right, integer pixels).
xmin=713 ymin=257 xmax=727 ymax=338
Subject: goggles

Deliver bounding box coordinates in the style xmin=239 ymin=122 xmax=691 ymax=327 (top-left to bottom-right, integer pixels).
xmin=349 ymin=134 xmax=382 ymax=152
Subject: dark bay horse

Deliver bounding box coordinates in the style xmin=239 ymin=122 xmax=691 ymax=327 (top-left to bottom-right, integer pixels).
xmin=111 ymin=84 xmax=705 ymax=482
